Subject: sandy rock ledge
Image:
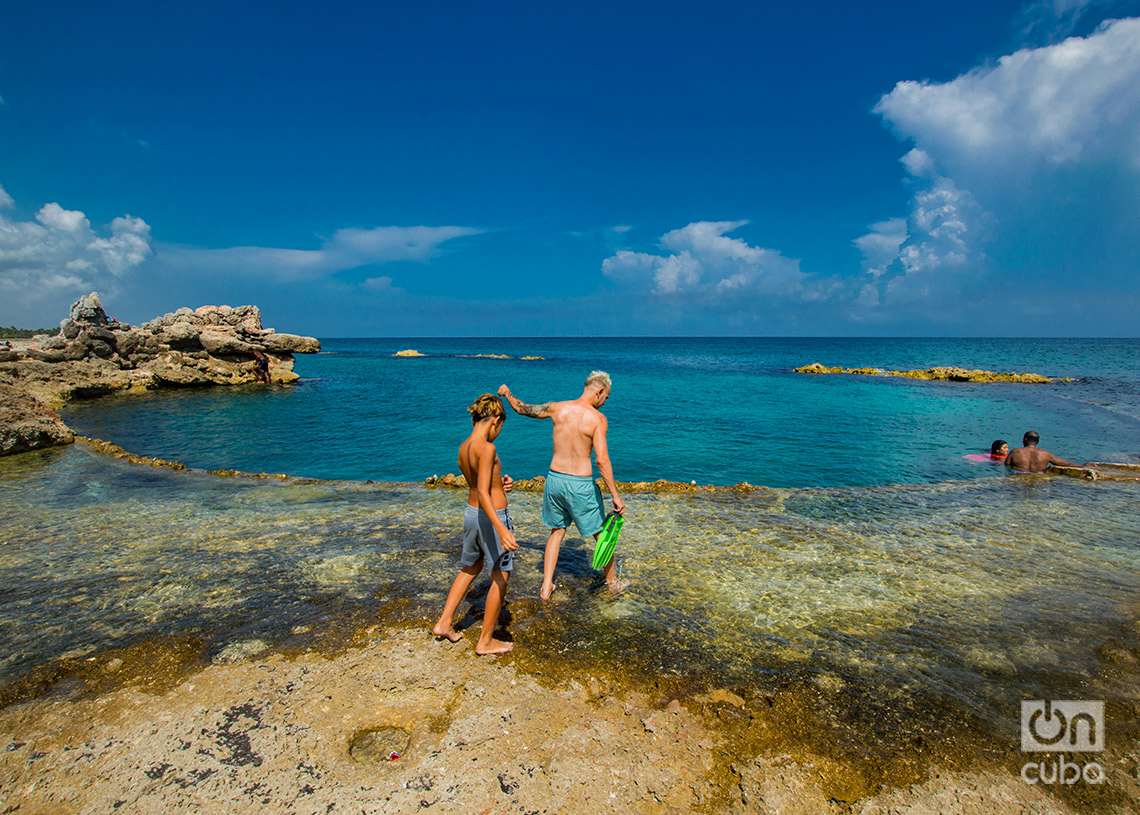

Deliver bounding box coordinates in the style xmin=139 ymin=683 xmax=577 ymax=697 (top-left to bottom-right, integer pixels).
xmin=2 ymin=624 xmax=1128 ymax=815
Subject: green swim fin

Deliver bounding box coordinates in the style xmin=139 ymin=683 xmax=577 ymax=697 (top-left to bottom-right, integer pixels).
xmin=592 ymin=513 xmax=624 ymax=570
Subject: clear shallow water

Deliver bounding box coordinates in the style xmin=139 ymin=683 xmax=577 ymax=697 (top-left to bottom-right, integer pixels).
xmin=60 ymin=337 xmax=1140 ymax=488
xmin=6 ymin=337 xmax=1140 ymax=751
xmin=2 ymin=442 xmax=1138 ymax=743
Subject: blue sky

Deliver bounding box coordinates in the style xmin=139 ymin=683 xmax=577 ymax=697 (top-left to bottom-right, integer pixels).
xmin=1 ymin=0 xmax=1138 ymax=337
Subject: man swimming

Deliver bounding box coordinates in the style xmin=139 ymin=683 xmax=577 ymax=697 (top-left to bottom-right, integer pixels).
xmin=498 ymin=372 xmax=627 ymax=598
xmin=1005 ymin=431 xmax=1081 ymax=473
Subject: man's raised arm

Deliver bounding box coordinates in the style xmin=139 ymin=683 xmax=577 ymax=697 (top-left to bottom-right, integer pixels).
xmin=498 ymin=384 xmax=553 ymax=419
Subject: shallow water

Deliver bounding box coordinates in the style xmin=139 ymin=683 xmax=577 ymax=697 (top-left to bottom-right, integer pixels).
xmin=60 ymin=337 xmax=1140 ymax=487
xmin=2 ymin=442 xmax=1137 ymax=750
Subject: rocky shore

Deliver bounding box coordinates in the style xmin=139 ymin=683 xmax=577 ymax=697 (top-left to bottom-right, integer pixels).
xmin=794 ymin=363 xmax=1073 ymax=383
xmin=3 ymin=623 xmax=1128 ymax=815
xmin=0 ymin=293 xmax=320 ymax=457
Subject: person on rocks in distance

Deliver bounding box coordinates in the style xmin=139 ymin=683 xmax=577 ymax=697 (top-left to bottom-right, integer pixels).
xmin=432 ymin=393 xmax=518 ymax=655
xmin=498 ymin=371 xmax=627 ymax=599
xmin=251 ymin=349 xmax=271 ymax=384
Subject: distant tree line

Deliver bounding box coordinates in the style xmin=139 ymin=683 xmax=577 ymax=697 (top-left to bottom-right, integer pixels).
xmin=0 ymin=326 xmax=56 ymax=338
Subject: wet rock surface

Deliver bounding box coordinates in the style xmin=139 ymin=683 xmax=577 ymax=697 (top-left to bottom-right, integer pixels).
xmin=0 ymin=383 xmax=75 ymax=455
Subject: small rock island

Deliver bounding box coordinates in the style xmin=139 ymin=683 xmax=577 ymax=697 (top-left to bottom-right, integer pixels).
xmin=794 ymin=363 xmax=1071 ymax=384
xmin=0 ymin=292 xmax=320 ymax=456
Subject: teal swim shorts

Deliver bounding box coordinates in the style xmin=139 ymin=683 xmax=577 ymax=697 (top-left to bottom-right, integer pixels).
xmin=542 ymin=470 xmax=606 ymax=537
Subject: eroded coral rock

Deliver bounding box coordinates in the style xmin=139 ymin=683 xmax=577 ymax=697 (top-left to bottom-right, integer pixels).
xmin=794 ymin=362 xmax=1068 ymax=383
xmin=0 ymin=384 xmax=75 ymax=456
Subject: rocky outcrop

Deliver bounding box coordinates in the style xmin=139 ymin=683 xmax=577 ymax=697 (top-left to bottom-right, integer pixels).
xmin=0 ymin=293 xmax=321 ymax=455
xmin=794 ymin=363 xmax=1071 ymax=384
xmin=0 ymin=383 xmax=75 ymax=455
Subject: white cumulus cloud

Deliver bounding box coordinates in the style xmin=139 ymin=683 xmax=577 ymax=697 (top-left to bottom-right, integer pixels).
xmin=159 ymin=225 xmax=483 ymax=283
xmin=602 ymin=221 xmax=805 ymax=300
xmin=875 ymin=17 xmax=1140 ymax=180
xmin=858 ymin=16 xmax=1140 ymax=320
xmin=0 ymin=196 xmax=154 ymax=315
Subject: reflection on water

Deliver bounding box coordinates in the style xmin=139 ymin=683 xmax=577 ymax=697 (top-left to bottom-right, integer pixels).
xmin=1 ymin=443 xmax=1139 ymax=745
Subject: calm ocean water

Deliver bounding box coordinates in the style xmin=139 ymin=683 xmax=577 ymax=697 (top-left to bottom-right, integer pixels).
xmin=60 ymin=337 xmax=1140 ymax=487
xmin=3 ymin=337 xmax=1139 ymax=750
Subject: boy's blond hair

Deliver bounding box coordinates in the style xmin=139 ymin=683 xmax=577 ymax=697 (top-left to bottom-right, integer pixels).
xmin=468 ymin=393 xmax=506 ymax=422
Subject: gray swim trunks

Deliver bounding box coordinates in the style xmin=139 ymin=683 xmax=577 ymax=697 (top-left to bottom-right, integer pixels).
xmin=460 ymin=505 xmax=514 ymax=572
xmin=542 ymin=470 xmax=606 ymax=537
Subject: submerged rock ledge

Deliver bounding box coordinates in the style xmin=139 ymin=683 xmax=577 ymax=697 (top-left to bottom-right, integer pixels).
xmin=0 ymin=293 xmax=320 ymax=456
xmin=794 ymin=362 xmax=1073 ymax=383
xmin=425 ymin=473 xmax=778 ymax=494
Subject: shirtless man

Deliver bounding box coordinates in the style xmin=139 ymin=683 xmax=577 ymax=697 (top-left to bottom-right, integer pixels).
xmin=498 ymin=372 xmax=627 ymax=598
xmin=1005 ymin=430 xmax=1081 ymax=473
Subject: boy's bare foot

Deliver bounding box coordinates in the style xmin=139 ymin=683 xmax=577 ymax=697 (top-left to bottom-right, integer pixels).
xmin=432 ymin=624 xmax=463 ymax=642
xmin=475 ymin=638 xmax=514 ymax=655
xmin=539 ymin=582 xmax=557 ymax=601
xmin=606 ymin=579 xmax=631 ymax=593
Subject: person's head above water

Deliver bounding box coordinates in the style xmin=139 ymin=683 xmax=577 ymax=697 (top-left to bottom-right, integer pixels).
xmin=468 ymin=393 xmax=506 ymax=424
xmin=1023 ymin=430 xmax=1040 ymax=447
xmin=991 ymin=439 xmax=1008 ymax=457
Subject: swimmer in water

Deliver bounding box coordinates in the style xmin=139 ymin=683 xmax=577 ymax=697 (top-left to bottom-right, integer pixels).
xmin=990 ymin=439 xmax=1008 ymax=459
xmin=1004 ymin=431 xmax=1082 ymax=473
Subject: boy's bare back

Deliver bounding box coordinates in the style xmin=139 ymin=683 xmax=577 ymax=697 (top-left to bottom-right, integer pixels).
xmin=458 ymin=435 xmax=508 ymax=510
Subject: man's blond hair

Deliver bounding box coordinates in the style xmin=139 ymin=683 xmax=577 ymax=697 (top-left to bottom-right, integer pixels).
xmin=585 ymin=370 xmax=612 ymax=392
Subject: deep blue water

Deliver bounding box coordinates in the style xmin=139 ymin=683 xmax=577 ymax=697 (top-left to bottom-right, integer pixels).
xmin=62 ymin=337 xmax=1140 ymax=488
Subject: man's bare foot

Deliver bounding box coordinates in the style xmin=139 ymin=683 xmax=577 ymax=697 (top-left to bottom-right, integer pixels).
xmin=475 ymin=638 xmax=514 ymax=655
xmin=432 ymin=623 xmax=463 ymax=642
xmin=540 ymin=582 xmax=557 ymax=601
xmin=606 ymin=579 xmax=631 ymax=593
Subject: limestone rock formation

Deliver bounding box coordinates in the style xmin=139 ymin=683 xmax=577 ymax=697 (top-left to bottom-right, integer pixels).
xmin=0 ymin=383 xmax=75 ymax=455
xmin=0 ymin=292 xmax=321 ymax=455
xmin=794 ymin=363 xmax=1070 ymax=384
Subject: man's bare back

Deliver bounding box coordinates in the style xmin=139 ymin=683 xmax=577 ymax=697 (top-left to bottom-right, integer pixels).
xmin=497 ymin=381 xmax=623 ymax=513
xmin=545 ymin=399 xmax=606 ymax=477
xmin=1005 ymin=431 xmax=1081 ymax=473
xmin=499 ymin=374 xmax=627 ymax=596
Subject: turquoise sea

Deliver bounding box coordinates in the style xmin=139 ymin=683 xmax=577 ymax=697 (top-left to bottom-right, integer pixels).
xmin=5 ymin=337 xmax=1140 ymax=753
xmin=58 ymin=337 xmax=1140 ymax=487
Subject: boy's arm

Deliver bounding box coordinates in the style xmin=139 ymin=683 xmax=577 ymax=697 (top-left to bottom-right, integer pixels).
xmin=1048 ymin=452 xmax=1080 ymax=468
xmin=592 ymin=415 xmax=625 ymax=515
xmin=498 ymin=384 xmax=553 ymax=419
xmin=476 ymin=444 xmax=518 ymax=550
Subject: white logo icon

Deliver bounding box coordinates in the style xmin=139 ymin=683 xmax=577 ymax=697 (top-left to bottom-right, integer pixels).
xmin=1021 ymin=700 xmax=1103 ymax=753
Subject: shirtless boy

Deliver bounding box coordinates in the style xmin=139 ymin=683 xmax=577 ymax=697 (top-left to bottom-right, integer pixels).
xmin=498 ymin=371 xmax=627 ymax=598
xmin=432 ymin=393 xmax=519 ymax=655
xmin=1005 ymin=430 xmax=1082 ymax=473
